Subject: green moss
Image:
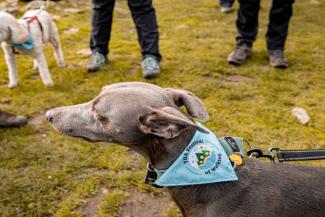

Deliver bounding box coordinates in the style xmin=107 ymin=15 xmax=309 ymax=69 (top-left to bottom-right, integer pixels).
xmin=164 ymin=205 xmax=183 ymax=217
xmin=98 ymin=191 xmax=125 ymax=217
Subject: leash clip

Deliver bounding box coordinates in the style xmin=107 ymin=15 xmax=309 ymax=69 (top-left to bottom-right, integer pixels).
xmin=268 ymin=147 xmax=280 ymax=162
xmin=247 ymin=148 xmax=275 ymax=162
xmin=144 ymin=164 xmax=163 ymax=188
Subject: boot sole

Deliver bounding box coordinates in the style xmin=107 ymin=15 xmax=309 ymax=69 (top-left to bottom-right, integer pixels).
xmin=143 ymin=70 xmax=160 ymax=79
xmin=88 ymin=67 xmax=100 ymax=72
xmin=227 ymin=50 xmax=251 ymax=66
xmin=271 ymin=63 xmax=288 ymax=69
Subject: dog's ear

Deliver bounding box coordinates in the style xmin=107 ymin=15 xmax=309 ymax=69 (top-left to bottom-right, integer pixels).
xmin=9 ymin=21 xmax=29 ymax=44
xmin=164 ymin=88 xmax=209 ymax=122
xmin=139 ymin=107 xmax=208 ymax=139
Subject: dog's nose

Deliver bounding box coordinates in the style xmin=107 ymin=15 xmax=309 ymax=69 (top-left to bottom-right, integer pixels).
xmin=46 ymin=110 xmax=54 ymax=122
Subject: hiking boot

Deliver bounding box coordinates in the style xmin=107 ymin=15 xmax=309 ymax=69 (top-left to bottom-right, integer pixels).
xmin=142 ymin=55 xmax=160 ymax=78
xmin=227 ymin=44 xmax=252 ymax=65
xmin=0 ymin=110 xmax=28 ymax=128
xmin=87 ymin=51 xmax=108 ymax=72
xmin=220 ymin=4 xmax=233 ymax=13
xmin=268 ymin=49 xmax=288 ymax=69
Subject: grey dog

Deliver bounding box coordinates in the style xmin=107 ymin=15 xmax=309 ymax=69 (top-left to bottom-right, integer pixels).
xmin=46 ymin=82 xmax=325 ymax=217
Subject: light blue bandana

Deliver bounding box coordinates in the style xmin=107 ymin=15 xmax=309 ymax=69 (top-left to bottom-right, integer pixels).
xmin=13 ymin=35 xmax=34 ymax=50
xmin=154 ymin=124 xmax=239 ymax=187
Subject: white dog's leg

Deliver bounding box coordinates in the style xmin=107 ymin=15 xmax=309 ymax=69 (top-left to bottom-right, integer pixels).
xmin=33 ymin=59 xmax=38 ymax=70
xmin=2 ymin=44 xmax=19 ymax=88
xmin=35 ymin=52 xmax=54 ymax=87
xmin=49 ymin=21 xmax=65 ymax=68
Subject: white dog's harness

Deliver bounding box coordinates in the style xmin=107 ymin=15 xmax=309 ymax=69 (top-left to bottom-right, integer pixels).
xmin=23 ymin=15 xmax=45 ymax=42
xmin=12 ymin=15 xmax=44 ymax=54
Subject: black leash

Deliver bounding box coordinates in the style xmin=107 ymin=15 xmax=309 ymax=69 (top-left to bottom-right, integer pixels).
xmin=275 ymin=148 xmax=325 ymax=162
xmin=247 ymin=148 xmax=325 ymax=162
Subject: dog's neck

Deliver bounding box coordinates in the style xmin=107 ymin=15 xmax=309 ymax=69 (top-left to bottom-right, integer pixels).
xmin=144 ymin=127 xmax=196 ymax=170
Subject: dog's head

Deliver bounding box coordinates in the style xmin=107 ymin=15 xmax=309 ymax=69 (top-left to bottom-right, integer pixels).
xmin=0 ymin=12 xmax=29 ymax=44
xmin=46 ymin=82 xmax=209 ymax=148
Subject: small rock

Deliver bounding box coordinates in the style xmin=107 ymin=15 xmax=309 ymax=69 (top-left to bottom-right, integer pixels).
xmin=63 ymin=28 xmax=79 ymax=34
xmin=115 ymin=7 xmax=129 ymax=15
xmin=6 ymin=0 xmax=18 ymax=4
xmin=24 ymin=1 xmax=42 ymax=10
xmin=101 ymin=187 xmax=109 ymax=194
xmin=310 ymin=0 xmax=320 ymax=5
xmin=175 ymin=24 xmax=188 ymax=30
xmin=292 ymin=107 xmax=310 ymax=125
xmin=52 ymin=15 xmax=61 ymax=21
xmin=24 ymin=0 xmax=57 ymax=10
xmin=6 ymin=0 xmax=19 ymax=4
xmin=77 ymin=49 xmax=92 ymax=56
xmin=64 ymin=8 xmax=82 ymax=14
xmin=0 ymin=99 xmax=11 ymax=104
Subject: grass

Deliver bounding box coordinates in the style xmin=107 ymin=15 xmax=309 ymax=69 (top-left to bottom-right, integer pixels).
xmin=0 ymin=0 xmax=324 ymax=216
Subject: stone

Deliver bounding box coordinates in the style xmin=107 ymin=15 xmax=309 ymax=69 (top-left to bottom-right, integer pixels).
xmin=63 ymin=28 xmax=79 ymax=35
xmin=77 ymin=49 xmax=92 ymax=56
xmin=292 ymin=107 xmax=310 ymax=125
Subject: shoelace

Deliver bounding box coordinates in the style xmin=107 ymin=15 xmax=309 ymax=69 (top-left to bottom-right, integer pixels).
xmin=143 ymin=57 xmax=158 ymax=70
xmin=236 ymin=45 xmax=250 ymax=55
xmin=92 ymin=52 xmax=105 ymax=64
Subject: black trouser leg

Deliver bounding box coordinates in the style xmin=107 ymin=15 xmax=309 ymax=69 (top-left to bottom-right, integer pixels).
xmin=90 ymin=0 xmax=116 ymax=56
xmin=128 ymin=0 xmax=161 ymax=61
xmin=266 ymin=0 xmax=294 ymax=50
xmin=236 ymin=0 xmax=261 ymax=47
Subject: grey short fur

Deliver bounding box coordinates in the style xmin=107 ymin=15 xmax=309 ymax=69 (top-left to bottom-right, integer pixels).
xmin=46 ymin=82 xmax=325 ymax=217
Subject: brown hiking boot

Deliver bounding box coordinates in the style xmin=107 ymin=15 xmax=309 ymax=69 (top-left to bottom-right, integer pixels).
xmin=0 ymin=110 xmax=28 ymax=128
xmin=227 ymin=44 xmax=252 ymax=65
xmin=268 ymin=49 xmax=288 ymax=69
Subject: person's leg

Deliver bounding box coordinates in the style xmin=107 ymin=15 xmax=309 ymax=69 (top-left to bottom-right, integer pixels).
xmin=90 ymin=0 xmax=116 ymax=56
xmin=128 ymin=0 xmax=161 ymax=78
xmin=128 ymin=0 xmax=161 ymax=61
xmin=236 ymin=0 xmax=261 ymax=47
xmin=88 ymin=0 xmax=115 ymax=72
xmin=266 ymin=0 xmax=294 ymax=50
xmin=228 ymin=0 xmax=260 ymax=65
xmin=266 ymin=0 xmax=294 ymax=68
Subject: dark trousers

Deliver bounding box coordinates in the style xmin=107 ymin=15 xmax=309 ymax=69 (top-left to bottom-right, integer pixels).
xmin=220 ymin=0 xmax=235 ymax=6
xmin=236 ymin=0 xmax=294 ymax=50
xmin=90 ymin=0 xmax=161 ymax=60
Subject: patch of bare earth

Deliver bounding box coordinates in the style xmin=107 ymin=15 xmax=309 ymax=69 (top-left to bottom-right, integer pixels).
xmin=222 ymin=74 xmax=253 ymax=83
xmin=29 ymin=113 xmax=49 ymax=138
xmin=81 ymin=188 xmax=172 ymax=217
xmin=119 ymin=190 xmax=172 ymax=217
xmin=29 ymin=113 xmax=45 ymax=126
xmin=82 ymin=187 xmax=109 ymax=217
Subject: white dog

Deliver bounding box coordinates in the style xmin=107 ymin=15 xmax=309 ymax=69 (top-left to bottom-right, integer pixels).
xmin=0 ymin=9 xmax=64 ymax=88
